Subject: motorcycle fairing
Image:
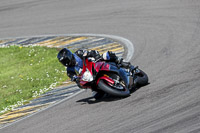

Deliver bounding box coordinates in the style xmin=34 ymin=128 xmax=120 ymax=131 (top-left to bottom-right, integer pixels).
xmin=79 ymin=59 xmax=129 ymax=88
xmin=96 ymin=76 xmax=115 ymax=85
xmin=94 ymin=62 xmax=110 ymax=72
xmin=96 ymin=62 xmax=129 ymax=88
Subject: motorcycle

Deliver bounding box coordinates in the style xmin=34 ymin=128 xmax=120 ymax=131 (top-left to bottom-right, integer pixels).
xmin=77 ymin=57 xmax=148 ymax=98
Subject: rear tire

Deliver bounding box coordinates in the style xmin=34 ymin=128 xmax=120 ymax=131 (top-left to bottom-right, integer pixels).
xmin=98 ymin=80 xmax=130 ymax=97
xmin=134 ymin=69 xmax=149 ymax=86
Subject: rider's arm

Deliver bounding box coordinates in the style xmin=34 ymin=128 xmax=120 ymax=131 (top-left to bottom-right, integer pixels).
xmin=67 ymin=67 xmax=77 ymax=81
xmin=67 ymin=66 xmax=83 ymax=88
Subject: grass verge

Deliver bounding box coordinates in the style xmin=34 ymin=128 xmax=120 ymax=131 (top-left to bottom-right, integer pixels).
xmin=0 ymin=46 xmax=67 ymax=114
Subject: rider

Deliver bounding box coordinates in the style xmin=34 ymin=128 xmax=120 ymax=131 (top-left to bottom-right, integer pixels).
xmin=57 ymin=48 xmax=133 ymax=99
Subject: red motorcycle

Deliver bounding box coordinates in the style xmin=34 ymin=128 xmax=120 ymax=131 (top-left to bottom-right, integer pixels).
xmin=77 ymin=57 xmax=148 ymax=97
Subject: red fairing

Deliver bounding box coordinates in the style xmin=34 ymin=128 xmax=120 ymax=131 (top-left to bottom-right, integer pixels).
xmin=79 ymin=59 xmax=111 ymax=88
xmin=95 ymin=62 xmax=110 ymax=72
xmin=81 ymin=59 xmax=93 ymax=74
xmin=79 ymin=80 xmax=89 ymax=89
xmin=96 ymin=76 xmax=115 ymax=85
xmin=79 ymin=59 xmax=95 ymax=88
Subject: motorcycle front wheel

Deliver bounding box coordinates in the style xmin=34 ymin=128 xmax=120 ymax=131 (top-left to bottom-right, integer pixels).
xmin=98 ymin=80 xmax=130 ymax=97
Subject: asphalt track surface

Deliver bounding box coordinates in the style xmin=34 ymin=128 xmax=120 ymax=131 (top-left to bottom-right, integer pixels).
xmin=0 ymin=0 xmax=200 ymax=133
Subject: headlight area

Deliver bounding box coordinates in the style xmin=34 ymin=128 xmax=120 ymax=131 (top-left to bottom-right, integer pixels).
xmin=82 ymin=69 xmax=94 ymax=82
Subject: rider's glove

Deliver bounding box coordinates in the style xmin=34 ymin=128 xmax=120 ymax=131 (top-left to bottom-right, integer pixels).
xmin=71 ymin=76 xmax=83 ymax=89
xmin=71 ymin=75 xmax=77 ymax=82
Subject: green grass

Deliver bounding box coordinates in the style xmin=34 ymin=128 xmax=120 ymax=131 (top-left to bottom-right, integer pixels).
xmin=0 ymin=46 xmax=67 ymax=113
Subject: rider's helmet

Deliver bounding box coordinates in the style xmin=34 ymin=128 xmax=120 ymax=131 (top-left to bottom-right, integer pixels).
xmin=57 ymin=48 xmax=76 ymax=66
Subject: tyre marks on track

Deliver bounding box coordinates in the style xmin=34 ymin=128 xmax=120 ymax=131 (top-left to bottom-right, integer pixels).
xmin=0 ymin=35 xmax=125 ymax=127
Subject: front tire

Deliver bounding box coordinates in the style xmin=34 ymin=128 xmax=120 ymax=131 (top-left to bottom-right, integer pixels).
xmin=98 ymin=80 xmax=130 ymax=97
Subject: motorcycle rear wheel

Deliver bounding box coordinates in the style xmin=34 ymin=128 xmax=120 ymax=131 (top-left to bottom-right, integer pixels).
xmin=134 ymin=69 xmax=149 ymax=86
xmin=98 ymin=80 xmax=130 ymax=97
